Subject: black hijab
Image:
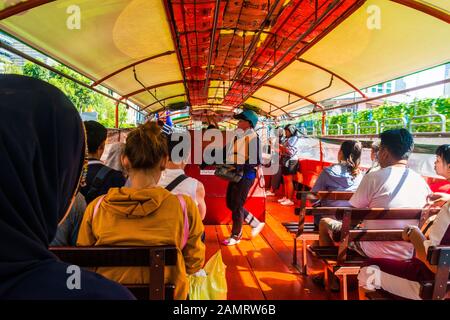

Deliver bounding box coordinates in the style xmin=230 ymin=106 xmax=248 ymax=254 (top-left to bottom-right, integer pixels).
xmin=0 ymin=74 xmax=84 ymax=285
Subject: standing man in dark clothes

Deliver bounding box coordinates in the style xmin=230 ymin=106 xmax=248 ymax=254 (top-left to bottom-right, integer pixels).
xmin=80 ymin=121 xmax=126 ymax=205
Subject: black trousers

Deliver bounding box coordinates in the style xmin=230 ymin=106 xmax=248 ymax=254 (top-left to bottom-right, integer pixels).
xmin=226 ymin=177 xmax=261 ymax=237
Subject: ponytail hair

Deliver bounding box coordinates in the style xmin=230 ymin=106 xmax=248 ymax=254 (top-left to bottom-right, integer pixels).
xmin=124 ymin=122 xmax=168 ymax=170
xmin=340 ymin=140 xmax=362 ymax=177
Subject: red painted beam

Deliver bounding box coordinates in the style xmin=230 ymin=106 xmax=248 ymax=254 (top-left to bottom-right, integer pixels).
xmin=391 ymin=0 xmax=450 ymax=24
xmin=122 ymin=80 xmax=184 ymax=99
xmin=0 ymin=0 xmax=53 ymax=20
xmin=298 ymin=58 xmax=367 ymax=98
xmin=91 ymin=51 xmax=175 ymax=87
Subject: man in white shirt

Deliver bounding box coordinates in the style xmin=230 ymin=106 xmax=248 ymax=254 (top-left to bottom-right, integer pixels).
xmin=158 ymin=134 xmax=207 ymax=220
xmin=319 ymin=129 xmax=431 ymax=261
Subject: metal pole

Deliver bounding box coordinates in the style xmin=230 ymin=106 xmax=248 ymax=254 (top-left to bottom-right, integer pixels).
xmin=115 ymin=101 xmax=119 ymax=129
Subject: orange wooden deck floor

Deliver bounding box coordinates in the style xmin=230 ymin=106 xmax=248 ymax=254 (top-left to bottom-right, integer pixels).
xmin=204 ymin=196 xmax=352 ymax=300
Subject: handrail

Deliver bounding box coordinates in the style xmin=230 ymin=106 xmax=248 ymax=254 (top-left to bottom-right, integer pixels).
xmin=325 ymin=123 xmax=342 ymax=136
xmin=409 ymin=114 xmax=446 ymax=133
xmin=379 ymin=117 xmax=408 ymax=131
xmin=340 ymin=122 xmax=357 ymax=135
xmin=357 ymin=120 xmax=379 ymax=134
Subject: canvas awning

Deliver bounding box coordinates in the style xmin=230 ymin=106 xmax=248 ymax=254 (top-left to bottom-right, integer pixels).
xmin=0 ymin=0 xmax=449 ymax=120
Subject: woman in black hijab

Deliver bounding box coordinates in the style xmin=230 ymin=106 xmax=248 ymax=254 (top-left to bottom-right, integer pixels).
xmin=0 ymin=74 xmax=134 ymax=299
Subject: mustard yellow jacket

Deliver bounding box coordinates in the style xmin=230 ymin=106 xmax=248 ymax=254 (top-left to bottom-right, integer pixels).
xmin=76 ymin=187 xmax=205 ymax=300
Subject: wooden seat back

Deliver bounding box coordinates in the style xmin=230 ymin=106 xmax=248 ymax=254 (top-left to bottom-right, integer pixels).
xmin=49 ymin=246 xmax=177 ymax=300
xmin=420 ymin=246 xmax=450 ymax=300
xmin=295 ymin=191 xmax=354 ymax=237
xmin=307 ymin=207 xmax=440 ymax=263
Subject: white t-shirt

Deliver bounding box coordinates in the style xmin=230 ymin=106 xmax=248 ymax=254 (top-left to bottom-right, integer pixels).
xmin=158 ymin=168 xmax=198 ymax=205
xmin=349 ymin=166 xmax=431 ymax=260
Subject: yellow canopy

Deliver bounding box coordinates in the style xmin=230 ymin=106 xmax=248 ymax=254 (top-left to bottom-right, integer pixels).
xmin=0 ymin=0 xmax=449 ymax=118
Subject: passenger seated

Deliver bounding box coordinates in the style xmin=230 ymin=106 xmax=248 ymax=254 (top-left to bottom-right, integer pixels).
xmin=366 ymin=140 xmax=380 ymax=174
xmin=278 ymin=125 xmax=302 ymax=206
xmin=358 ymin=144 xmax=450 ymax=300
xmin=77 ymin=122 xmax=205 ymax=300
xmin=158 ymin=134 xmax=207 ymax=220
xmin=80 ymin=121 xmax=126 ymax=205
xmin=0 ymin=74 xmax=133 ymax=299
xmin=50 ymin=193 xmax=86 ymax=246
xmin=319 ymin=129 xmax=431 ymax=261
xmin=311 ymin=140 xmax=363 ymax=208
xmin=104 ymin=142 xmax=126 ymax=174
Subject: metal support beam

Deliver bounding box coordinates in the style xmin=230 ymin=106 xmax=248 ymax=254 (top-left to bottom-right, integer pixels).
xmin=263 ymin=84 xmax=321 ymax=107
xmin=0 ymin=40 xmax=144 ymax=115
xmin=91 ymin=51 xmax=175 ymax=87
xmin=298 ymin=58 xmax=367 ymax=98
xmin=203 ymin=0 xmax=221 ymax=95
xmin=0 ymin=0 xmax=53 ymax=20
xmin=122 ymin=80 xmax=184 ymax=99
xmin=391 ymin=0 xmax=450 ymax=24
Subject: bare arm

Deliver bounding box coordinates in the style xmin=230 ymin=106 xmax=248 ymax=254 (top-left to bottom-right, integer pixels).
xmin=196 ymin=182 xmax=207 ymax=220
xmin=403 ymin=226 xmax=437 ymax=273
xmin=427 ymin=192 xmax=450 ymax=207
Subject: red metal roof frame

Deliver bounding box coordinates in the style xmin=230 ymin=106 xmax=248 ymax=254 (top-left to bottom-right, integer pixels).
xmin=210 ymin=1 xmax=247 ymax=103
xmin=238 ymin=0 xmax=366 ymax=106
xmin=224 ymin=0 xmax=284 ymax=97
xmin=163 ymin=0 xmax=192 ymax=105
xmin=203 ymin=0 xmax=221 ymax=96
xmin=2 ymin=0 xmax=447 ymax=120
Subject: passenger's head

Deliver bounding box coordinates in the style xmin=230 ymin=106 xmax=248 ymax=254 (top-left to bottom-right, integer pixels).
xmin=370 ymin=141 xmax=380 ymax=162
xmin=84 ymin=120 xmax=107 ymax=159
xmin=207 ymin=124 xmax=217 ymax=130
xmin=104 ymin=142 xmax=125 ymax=173
xmin=157 ymin=119 xmax=164 ymax=127
xmin=0 ymin=75 xmax=86 ymax=264
xmin=277 ymin=127 xmax=285 ymax=137
xmin=284 ymin=124 xmax=297 ymax=138
xmin=338 ymin=140 xmax=362 ymax=177
xmin=122 ymin=122 xmax=168 ymax=182
xmin=435 ymin=144 xmax=450 ymax=179
xmin=234 ymin=109 xmax=258 ymax=130
xmin=378 ymin=129 xmax=414 ymax=168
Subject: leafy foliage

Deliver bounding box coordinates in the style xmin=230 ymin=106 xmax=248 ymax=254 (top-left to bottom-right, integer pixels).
xmin=2 ymin=61 xmax=133 ymax=128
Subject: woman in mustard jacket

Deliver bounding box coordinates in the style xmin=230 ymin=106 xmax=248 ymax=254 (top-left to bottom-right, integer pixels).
xmin=77 ymin=122 xmax=205 ymax=300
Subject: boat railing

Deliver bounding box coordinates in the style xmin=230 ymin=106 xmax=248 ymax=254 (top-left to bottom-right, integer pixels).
xmin=325 ymin=124 xmax=341 ymax=136
xmin=379 ymin=117 xmax=408 ymax=132
xmin=357 ymin=120 xmax=379 ymax=135
xmin=409 ymin=114 xmax=446 ymax=133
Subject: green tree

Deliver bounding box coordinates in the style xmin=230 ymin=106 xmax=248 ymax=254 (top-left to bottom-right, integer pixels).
xmin=19 ymin=62 xmax=130 ymax=128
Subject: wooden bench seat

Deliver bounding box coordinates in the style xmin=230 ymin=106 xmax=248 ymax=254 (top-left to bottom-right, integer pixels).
xmin=282 ymin=191 xmax=355 ymax=274
xmin=307 ymin=207 xmax=439 ymax=300
xmin=366 ymin=245 xmax=450 ymax=300
xmin=49 ymin=246 xmax=177 ymax=300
